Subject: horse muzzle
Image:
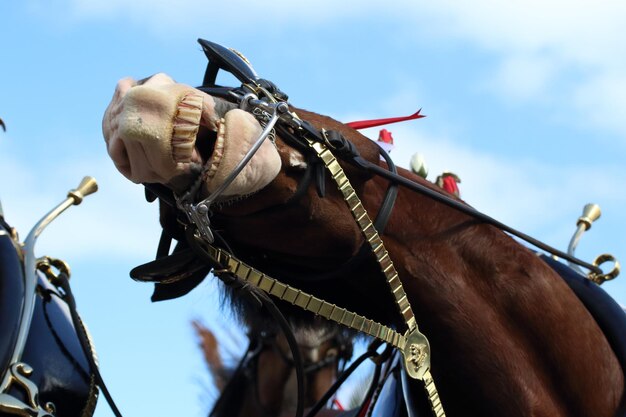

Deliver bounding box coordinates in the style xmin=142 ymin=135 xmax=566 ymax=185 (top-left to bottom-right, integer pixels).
xmin=102 ymin=73 xmax=282 ymax=201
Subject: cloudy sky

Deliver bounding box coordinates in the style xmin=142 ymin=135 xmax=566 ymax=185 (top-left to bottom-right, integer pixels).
xmin=1 ymin=1 xmax=625 ymax=416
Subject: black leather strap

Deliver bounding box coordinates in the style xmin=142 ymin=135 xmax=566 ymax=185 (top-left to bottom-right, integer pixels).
xmin=56 ymin=272 xmax=124 ymax=417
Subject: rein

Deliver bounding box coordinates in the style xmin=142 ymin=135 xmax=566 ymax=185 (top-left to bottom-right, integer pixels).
xmin=189 ymin=85 xmax=604 ymax=277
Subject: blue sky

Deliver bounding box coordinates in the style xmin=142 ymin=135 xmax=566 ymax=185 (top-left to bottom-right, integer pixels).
xmin=1 ymin=1 xmax=625 ymax=416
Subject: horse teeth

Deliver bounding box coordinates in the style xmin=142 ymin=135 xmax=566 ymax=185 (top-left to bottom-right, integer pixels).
xmin=171 ymin=92 xmax=202 ymax=163
xmin=204 ymin=118 xmax=226 ymax=179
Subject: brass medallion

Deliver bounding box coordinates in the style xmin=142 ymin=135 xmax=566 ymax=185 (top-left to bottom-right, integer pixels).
xmin=402 ymin=329 xmax=431 ymax=380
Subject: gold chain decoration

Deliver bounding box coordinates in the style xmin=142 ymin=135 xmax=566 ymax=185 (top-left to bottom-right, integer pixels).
xmin=206 ymin=245 xmax=444 ymax=416
xmin=307 ymin=138 xmax=417 ymax=333
xmin=306 ymin=138 xmax=445 ymax=415
xmin=208 ymin=245 xmax=406 ymax=346
xmin=200 ymin=136 xmax=446 ymax=416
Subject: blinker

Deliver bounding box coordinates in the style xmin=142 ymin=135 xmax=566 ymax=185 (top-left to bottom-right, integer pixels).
xmin=199 ymin=39 xmax=260 ymax=87
xmin=197 ymin=39 xmax=288 ymax=102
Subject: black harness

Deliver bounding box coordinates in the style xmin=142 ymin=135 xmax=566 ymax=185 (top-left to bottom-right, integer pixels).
xmin=0 ymin=218 xmax=99 ymax=417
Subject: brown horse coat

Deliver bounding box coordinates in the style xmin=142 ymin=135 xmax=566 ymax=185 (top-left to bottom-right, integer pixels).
xmin=215 ymin=109 xmax=624 ymax=416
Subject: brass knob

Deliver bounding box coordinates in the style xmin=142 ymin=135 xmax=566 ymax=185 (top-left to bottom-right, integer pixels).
xmin=577 ymin=203 xmax=601 ymax=231
xmin=68 ymin=176 xmax=98 ymax=205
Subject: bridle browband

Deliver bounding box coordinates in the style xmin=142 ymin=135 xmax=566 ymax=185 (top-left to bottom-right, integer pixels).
xmin=138 ymin=38 xmax=614 ymax=417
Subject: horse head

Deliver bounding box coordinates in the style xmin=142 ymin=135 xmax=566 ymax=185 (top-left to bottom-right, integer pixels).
xmin=103 ymin=72 xmax=383 ymax=262
xmin=194 ymin=319 xmax=353 ymax=417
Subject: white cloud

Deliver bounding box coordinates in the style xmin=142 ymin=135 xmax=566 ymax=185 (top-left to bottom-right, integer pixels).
xmin=414 ymin=1 xmax=626 ymax=135
xmin=39 ymin=0 xmax=626 ymax=137
xmin=573 ymin=73 xmax=626 ymax=133
xmin=57 ymin=0 xmax=376 ymax=30
xmin=488 ymin=54 xmax=559 ymax=102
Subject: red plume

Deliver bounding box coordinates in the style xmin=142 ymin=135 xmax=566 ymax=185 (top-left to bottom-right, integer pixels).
xmin=346 ymin=109 xmax=424 ymax=130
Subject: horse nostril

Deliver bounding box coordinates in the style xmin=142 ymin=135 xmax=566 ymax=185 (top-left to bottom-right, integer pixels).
xmin=111 ymin=138 xmax=133 ymax=179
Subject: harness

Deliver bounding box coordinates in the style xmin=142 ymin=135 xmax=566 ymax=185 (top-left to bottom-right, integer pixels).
xmin=209 ymin=328 xmax=352 ymax=417
xmin=0 ymin=178 xmax=104 ymax=417
xmin=136 ymin=39 xmax=621 ymax=417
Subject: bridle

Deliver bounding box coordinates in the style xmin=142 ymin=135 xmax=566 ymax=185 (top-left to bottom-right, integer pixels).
xmin=262 ymin=328 xmax=351 ymax=374
xmin=137 ymin=39 xmax=618 ymax=417
xmin=210 ymin=328 xmax=351 ymax=417
xmin=1 ymin=46 xmax=618 ymax=417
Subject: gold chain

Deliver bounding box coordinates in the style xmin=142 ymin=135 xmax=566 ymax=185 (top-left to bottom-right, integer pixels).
xmin=204 ymin=136 xmax=445 ymax=416
xmin=207 ymin=245 xmax=407 ymax=347
xmin=307 ymin=139 xmax=417 ymax=332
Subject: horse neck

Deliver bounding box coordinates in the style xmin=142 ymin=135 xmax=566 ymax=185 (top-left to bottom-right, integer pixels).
xmin=361 ymin=170 xmax=624 ymax=417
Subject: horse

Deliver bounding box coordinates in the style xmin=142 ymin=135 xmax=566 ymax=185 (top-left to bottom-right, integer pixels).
xmin=101 ymin=40 xmax=625 ymax=417
xmin=193 ymin=319 xmax=353 ymax=417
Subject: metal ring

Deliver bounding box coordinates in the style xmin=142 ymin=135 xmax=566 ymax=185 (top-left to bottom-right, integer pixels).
xmin=589 ymin=253 xmax=621 ymax=284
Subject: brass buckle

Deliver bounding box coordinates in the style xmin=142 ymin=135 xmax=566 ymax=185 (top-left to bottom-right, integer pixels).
xmin=36 ymin=256 xmax=71 ymax=287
